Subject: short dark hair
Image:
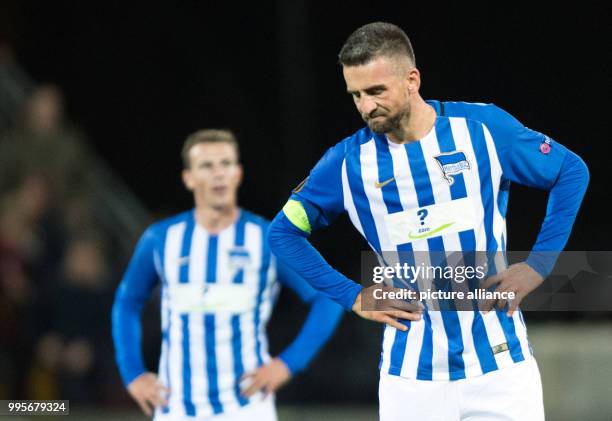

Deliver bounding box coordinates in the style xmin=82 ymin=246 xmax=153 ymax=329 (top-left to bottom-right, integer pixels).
xmin=181 ymin=129 xmax=239 ymax=169
xmin=338 ymin=22 xmax=415 ymax=67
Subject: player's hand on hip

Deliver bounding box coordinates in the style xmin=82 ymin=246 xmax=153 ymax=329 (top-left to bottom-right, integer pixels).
xmin=240 ymin=357 xmax=291 ymax=397
xmin=480 ymin=262 xmax=544 ymax=317
xmin=352 ymin=286 xmax=423 ymax=331
xmin=127 ymin=372 xmax=170 ymax=417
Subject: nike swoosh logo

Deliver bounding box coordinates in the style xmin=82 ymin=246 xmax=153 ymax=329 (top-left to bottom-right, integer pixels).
xmin=374 ymin=177 xmax=395 ymax=189
xmin=408 ymin=222 xmax=455 ymax=240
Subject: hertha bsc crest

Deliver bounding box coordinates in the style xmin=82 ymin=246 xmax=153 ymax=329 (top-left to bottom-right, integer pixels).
xmin=434 ymin=151 xmax=471 ymax=185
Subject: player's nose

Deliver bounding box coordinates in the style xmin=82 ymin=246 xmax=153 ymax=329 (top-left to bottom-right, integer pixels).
xmin=359 ymin=96 xmax=378 ymax=116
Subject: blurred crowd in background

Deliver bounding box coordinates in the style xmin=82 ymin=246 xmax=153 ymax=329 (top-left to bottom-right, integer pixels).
xmin=0 ymin=41 xmax=151 ymax=406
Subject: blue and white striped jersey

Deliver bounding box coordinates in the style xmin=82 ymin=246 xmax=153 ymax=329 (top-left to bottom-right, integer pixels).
xmin=112 ymin=209 xmax=343 ymax=418
xmin=291 ymin=101 xmax=569 ymax=381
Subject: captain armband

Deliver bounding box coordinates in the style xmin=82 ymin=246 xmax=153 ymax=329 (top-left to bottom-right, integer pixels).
xmin=282 ymin=199 xmax=312 ymax=234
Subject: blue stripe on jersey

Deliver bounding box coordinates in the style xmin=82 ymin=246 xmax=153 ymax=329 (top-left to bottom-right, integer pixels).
xmin=464 ymin=234 xmax=499 ymax=374
xmin=230 ymin=316 xmax=248 ymax=407
xmin=437 ymin=118 xmax=498 ymax=374
xmin=254 ymin=233 xmax=271 ymax=366
xmin=417 ymin=312 xmax=434 ymax=380
xmin=181 ymin=314 xmax=196 ymax=416
xmin=204 ymin=314 xmax=223 ymax=414
xmin=207 ymin=235 xmax=218 ymax=283
xmin=231 ymin=215 xmax=249 ymax=407
xmin=233 ymin=215 xmax=246 ymax=284
xmin=374 ymin=135 xmax=404 ymax=214
xmin=180 ymin=218 xmax=196 ymax=415
xmin=180 ymin=218 xmax=195 ymax=284
xmin=205 ymin=236 xmax=223 ymax=414
xmin=495 ymin=312 xmax=525 ymax=362
xmin=345 ymin=142 xmax=382 ymax=252
xmin=157 ymin=228 xmax=171 ymax=414
xmin=372 ymin=134 xmax=412 ymax=376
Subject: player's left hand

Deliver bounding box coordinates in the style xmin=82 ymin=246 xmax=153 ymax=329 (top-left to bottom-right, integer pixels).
xmin=240 ymin=357 xmax=291 ymax=397
xmin=480 ymin=262 xmax=544 ymax=317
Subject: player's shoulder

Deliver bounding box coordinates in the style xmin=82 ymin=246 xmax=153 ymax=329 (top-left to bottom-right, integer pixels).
xmin=144 ymin=209 xmax=194 ymax=239
xmin=319 ymin=126 xmax=376 ymax=164
xmin=429 ymin=100 xmax=519 ymax=128
xmin=239 ymin=208 xmax=271 ymax=229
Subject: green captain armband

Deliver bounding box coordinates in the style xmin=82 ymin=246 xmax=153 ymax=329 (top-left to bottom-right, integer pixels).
xmin=282 ymin=199 xmax=312 ymax=234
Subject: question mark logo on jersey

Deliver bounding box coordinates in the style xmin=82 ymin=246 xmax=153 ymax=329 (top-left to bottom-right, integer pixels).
xmin=417 ymin=209 xmax=428 ymax=226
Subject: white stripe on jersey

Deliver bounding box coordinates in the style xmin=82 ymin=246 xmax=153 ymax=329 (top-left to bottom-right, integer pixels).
xmin=341 ymin=159 xmax=365 ymax=239
xmin=240 ymin=222 xmax=262 ymax=376
xmin=188 ymin=227 xmax=209 ymax=409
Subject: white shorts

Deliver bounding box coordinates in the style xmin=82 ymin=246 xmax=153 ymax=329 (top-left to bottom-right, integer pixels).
xmin=153 ymin=395 xmax=277 ymax=421
xmin=379 ymin=357 xmax=544 ymax=421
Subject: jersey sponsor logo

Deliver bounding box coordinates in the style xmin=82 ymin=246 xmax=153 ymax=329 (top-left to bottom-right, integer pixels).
xmin=171 ymin=283 xmax=255 ymax=313
xmin=540 ymin=136 xmax=552 ymax=154
xmin=384 ymin=198 xmax=477 ymax=245
xmin=374 ymin=176 xmax=396 ymax=189
xmin=407 ymin=222 xmax=455 ymax=240
xmin=433 ymin=151 xmax=471 ymax=185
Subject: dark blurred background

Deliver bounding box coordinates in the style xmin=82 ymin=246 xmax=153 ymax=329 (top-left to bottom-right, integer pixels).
xmin=0 ymin=1 xmax=610 ymax=419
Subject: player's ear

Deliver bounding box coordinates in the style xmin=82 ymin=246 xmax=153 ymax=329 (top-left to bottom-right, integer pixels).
xmin=182 ymin=168 xmax=194 ymax=191
xmin=407 ymin=67 xmax=421 ymax=93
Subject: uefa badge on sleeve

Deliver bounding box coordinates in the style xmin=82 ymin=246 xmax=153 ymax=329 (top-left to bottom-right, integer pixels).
xmin=540 ymin=136 xmax=552 ymax=154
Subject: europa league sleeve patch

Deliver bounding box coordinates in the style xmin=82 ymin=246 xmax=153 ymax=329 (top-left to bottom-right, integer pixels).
xmin=540 ymin=136 xmax=552 ymax=154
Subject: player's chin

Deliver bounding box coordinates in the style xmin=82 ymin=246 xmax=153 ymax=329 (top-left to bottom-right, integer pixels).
xmin=367 ymin=120 xmax=392 ymax=134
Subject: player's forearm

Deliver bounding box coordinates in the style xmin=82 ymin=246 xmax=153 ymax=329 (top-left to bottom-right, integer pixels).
xmin=268 ymin=211 xmax=362 ymax=311
xmin=278 ymin=293 xmax=343 ymax=374
xmin=111 ymin=290 xmax=148 ymax=387
xmin=527 ymin=149 xmax=589 ymax=278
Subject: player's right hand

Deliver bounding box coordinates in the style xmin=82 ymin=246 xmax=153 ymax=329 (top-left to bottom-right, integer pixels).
xmin=127 ymin=372 xmax=170 ymax=417
xmin=351 ymin=286 xmax=423 ymax=331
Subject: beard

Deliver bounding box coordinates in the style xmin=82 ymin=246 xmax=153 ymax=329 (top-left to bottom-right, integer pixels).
xmin=363 ymin=105 xmax=411 ymax=134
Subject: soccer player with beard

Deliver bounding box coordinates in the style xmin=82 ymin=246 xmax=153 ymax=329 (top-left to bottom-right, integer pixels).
xmin=268 ymin=22 xmax=589 ymax=420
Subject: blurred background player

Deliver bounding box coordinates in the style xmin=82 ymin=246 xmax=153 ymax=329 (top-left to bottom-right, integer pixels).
xmin=112 ymin=129 xmax=343 ymax=420
xmin=268 ymin=22 xmax=589 ymax=420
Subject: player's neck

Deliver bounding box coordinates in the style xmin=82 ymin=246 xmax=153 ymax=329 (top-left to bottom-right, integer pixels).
xmin=194 ymin=204 xmax=239 ymax=234
xmin=387 ymin=97 xmax=437 ymax=144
